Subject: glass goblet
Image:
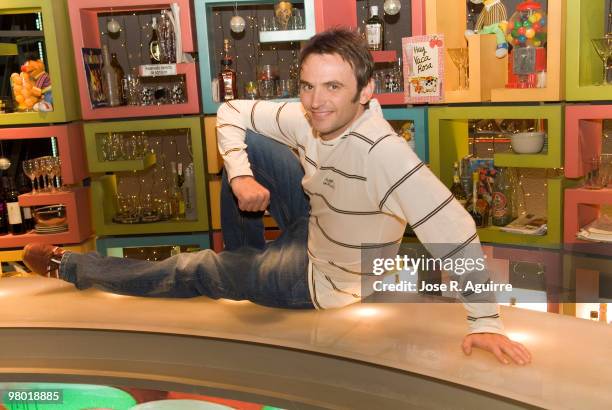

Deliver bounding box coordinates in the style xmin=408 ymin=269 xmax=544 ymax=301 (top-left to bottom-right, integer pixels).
xmin=447 ymin=48 xmax=469 ymax=91
xmin=592 ymin=37 xmax=612 ymax=85
xmin=22 ymin=159 xmax=38 ymax=194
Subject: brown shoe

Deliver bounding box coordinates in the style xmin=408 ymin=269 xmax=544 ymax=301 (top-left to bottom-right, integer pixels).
xmin=23 ymin=243 xmax=66 ymax=278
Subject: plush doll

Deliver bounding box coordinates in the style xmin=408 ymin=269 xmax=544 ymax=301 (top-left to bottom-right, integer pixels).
xmin=465 ymin=0 xmax=509 ymax=58
xmin=11 ymin=59 xmax=53 ymax=112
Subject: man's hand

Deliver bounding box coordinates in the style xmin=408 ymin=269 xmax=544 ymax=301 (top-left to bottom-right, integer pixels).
xmin=230 ymin=176 xmax=270 ymax=212
xmin=462 ymin=333 xmax=532 ymax=365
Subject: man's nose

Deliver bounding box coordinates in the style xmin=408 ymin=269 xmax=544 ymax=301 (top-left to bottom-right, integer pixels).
xmin=310 ymin=87 xmax=325 ymax=108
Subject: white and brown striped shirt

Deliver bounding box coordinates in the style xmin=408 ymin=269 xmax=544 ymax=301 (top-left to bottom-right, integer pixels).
xmin=217 ymin=99 xmax=503 ymax=334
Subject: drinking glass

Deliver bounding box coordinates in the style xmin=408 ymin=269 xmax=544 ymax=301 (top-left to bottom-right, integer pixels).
xmin=43 ymin=157 xmax=57 ymax=192
xmin=277 ymin=79 xmax=291 ymax=98
xmin=592 ymin=37 xmax=612 ymax=85
xmin=447 ymin=48 xmax=469 ymax=91
xmin=584 ymin=157 xmax=608 ymax=189
xmin=290 ymin=9 xmax=304 ymax=30
xmin=257 ymin=64 xmax=279 ymax=99
xmin=22 ymin=159 xmax=38 ymax=194
xmin=34 ymin=157 xmax=48 ymax=191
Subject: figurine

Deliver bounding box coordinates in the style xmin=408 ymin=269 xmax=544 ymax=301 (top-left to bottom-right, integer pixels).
xmin=465 ymin=0 xmax=509 ymax=58
xmin=10 ymin=58 xmax=53 ymax=112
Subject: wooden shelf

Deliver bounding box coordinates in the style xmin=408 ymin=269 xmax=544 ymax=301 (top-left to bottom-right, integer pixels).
xmin=564 ymin=187 xmax=612 ymax=256
xmin=371 ymin=50 xmax=397 ymax=63
xmin=566 ymin=0 xmax=612 ymax=101
xmin=89 ymin=152 xmax=156 ymax=174
xmin=0 ymin=0 xmax=80 ymax=126
xmin=259 ymin=28 xmax=315 ymax=43
xmin=374 ymin=92 xmax=405 ymax=106
xmin=565 ymin=104 xmax=611 ymax=178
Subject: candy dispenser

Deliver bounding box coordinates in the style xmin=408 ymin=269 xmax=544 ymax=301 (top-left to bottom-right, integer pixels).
xmin=505 ymin=1 xmax=548 ymax=89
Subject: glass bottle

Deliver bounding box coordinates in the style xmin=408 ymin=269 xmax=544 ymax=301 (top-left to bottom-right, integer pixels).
xmin=492 ymin=167 xmax=514 ymax=226
xmin=218 ymin=39 xmax=238 ymax=101
xmin=16 ymin=171 xmax=34 ymax=231
xmin=0 ymin=178 xmax=8 ymax=236
xmin=366 ymin=5 xmax=384 ymax=51
xmin=183 ymin=162 xmax=197 ymax=221
xmin=5 ymin=177 xmax=25 ymax=235
xmin=110 ymin=53 xmax=126 ymax=105
xmin=467 ymin=171 xmax=489 ymax=228
xmin=450 ymin=162 xmax=467 ymax=207
xmin=101 ymin=45 xmax=121 ymax=107
xmin=158 ymin=12 xmax=176 ymax=64
xmin=170 ymin=161 xmax=185 ymax=220
xmin=149 ymin=17 xmax=161 ymax=63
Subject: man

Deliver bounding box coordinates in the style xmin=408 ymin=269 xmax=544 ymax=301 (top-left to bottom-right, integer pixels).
xmin=24 ymin=28 xmax=530 ymax=365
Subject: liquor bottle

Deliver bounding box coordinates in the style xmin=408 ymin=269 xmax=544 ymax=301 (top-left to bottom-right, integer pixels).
xmin=170 ymin=161 xmax=185 ymax=220
xmin=149 ymin=17 xmax=161 ymax=63
xmin=101 ymin=45 xmax=121 ymax=107
xmin=450 ymin=162 xmax=467 ymax=207
xmin=0 ymin=178 xmax=7 ymax=236
xmin=491 ymin=167 xmax=514 ymax=226
xmin=366 ymin=6 xmax=384 ymax=51
xmin=158 ymin=11 xmax=176 ymax=64
xmin=466 ymin=171 xmax=489 ymax=228
xmin=16 ymin=171 xmax=34 ymax=231
xmin=183 ymin=162 xmax=197 ymax=221
xmin=4 ymin=177 xmax=25 ymax=235
xmin=218 ymin=39 xmax=238 ymax=101
xmin=110 ymin=53 xmax=126 ymax=105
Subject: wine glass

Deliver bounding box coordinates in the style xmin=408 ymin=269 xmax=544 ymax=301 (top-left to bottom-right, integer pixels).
xmin=34 ymin=157 xmax=48 ymax=191
xmin=43 ymin=157 xmax=57 ymax=192
xmin=592 ymin=37 xmax=612 ymax=85
xmin=447 ymin=48 xmax=469 ymax=91
xmin=22 ymin=159 xmax=38 ymax=194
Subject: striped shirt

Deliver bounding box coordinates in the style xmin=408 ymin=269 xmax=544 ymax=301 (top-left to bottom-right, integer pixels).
xmin=217 ymin=99 xmax=503 ymax=334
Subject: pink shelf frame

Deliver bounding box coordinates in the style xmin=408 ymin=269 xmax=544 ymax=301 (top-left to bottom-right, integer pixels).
xmin=563 ymin=187 xmax=612 ymax=256
xmin=371 ymin=50 xmax=397 ymax=63
xmin=67 ymin=0 xmax=199 ymax=120
xmin=0 ymin=187 xmax=93 ymax=248
xmin=565 ymin=105 xmax=611 ymax=178
xmin=0 ymin=124 xmax=88 ymax=185
xmin=374 ymin=92 xmax=405 ymax=105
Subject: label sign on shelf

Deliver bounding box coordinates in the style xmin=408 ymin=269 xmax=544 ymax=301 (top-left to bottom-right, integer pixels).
xmin=139 ymin=64 xmax=177 ymax=77
xmin=402 ymin=34 xmax=444 ymax=104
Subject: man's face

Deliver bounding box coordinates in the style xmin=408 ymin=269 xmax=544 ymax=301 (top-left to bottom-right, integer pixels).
xmin=300 ymin=53 xmax=373 ymax=141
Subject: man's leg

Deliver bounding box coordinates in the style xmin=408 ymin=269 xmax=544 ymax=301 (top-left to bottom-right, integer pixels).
xmin=56 ymin=216 xmax=312 ymax=308
xmin=221 ymin=130 xmax=309 ymax=250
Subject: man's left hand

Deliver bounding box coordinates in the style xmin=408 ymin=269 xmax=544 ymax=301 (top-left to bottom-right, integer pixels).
xmin=462 ymin=333 xmax=531 ymax=365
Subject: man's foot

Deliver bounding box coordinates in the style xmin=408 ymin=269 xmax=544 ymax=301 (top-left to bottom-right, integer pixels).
xmin=22 ymin=243 xmax=66 ymax=278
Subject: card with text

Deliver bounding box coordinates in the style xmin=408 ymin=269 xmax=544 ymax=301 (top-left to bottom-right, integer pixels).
xmin=402 ymin=34 xmax=444 ymax=104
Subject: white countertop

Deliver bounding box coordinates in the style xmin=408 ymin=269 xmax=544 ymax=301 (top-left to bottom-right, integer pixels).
xmin=0 ymin=276 xmax=611 ymax=409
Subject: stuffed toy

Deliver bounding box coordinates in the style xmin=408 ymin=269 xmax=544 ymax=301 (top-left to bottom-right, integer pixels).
xmin=465 ymin=0 xmax=509 ymax=58
xmin=10 ymin=59 xmax=53 ymax=112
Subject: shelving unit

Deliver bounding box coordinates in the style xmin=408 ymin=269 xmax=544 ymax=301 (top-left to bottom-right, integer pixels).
xmin=425 ymin=0 xmax=507 ymax=103
xmin=383 ymin=107 xmax=428 ymax=162
xmin=565 ymin=104 xmax=610 ymax=178
xmin=0 ymin=0 xmax=80 ymax=125
xmin=86 ymin=116 xmax=209 ymax=237
xmin=96 ymin=233 xmax=210 ymax=257
xmin=66 ymin=0 xmax=200 ymax=120
xmin=564 ymin=188 xmax=612 ymax=256
xmin=490 ymin=0 xmax=566 ymax=102
xmin=428 ymin=105 xmax=566 ymax=246
xmin=565 ymin=0 xmax=611 ymax=101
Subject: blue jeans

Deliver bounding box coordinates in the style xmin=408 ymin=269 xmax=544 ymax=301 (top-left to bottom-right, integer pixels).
xmin=60 ymin=131 xmax=313 ymax=309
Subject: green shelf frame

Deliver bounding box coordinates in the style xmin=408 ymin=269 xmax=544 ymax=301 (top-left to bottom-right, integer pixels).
xmin=428 ymin=105 xmax=564 ymax=185
xmin=96 ymin=233 xmax=211 ymax=257
xmin=428 ymin=105 xmax=567 ymax=247
xmin=0 ymin=0 xmax=80 ymax=125
xmin=88 ymin=152 xmax=156 ymax=174
xmin=565 ymin=0 xmax=612 ymax=101
xmin=87 ymin=116 xmax=209 ymax=236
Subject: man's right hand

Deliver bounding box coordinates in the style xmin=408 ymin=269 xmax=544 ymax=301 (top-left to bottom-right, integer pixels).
xmin=230 ymin=176 xmax=270 ymax=212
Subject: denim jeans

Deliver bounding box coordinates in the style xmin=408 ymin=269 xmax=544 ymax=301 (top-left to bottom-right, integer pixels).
xmin=60 ymin=131 xmax=314 ymax=309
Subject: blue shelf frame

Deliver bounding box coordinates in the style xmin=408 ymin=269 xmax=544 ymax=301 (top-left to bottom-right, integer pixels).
xmin=96 ymin=233 xmax=211 ymax=257
xmin=195 ymin=0 xmax=316 ymax=114
xmin=383 ymin=107 xmax=429 ymax=163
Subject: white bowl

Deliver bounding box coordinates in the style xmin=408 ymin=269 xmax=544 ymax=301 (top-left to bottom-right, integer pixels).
xmin=511 ymin=132 xmax=546 ymax=154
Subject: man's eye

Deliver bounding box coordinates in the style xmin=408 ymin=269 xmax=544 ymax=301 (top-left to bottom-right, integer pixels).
xmin=301 ymin=84 xmax=313 ymax=91
xmin=329 ymin=84 xmax=339 ymax=90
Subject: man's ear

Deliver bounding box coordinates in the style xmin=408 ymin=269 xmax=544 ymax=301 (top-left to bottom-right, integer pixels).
xmin=359 ymin=78 xmax=375 ymax=105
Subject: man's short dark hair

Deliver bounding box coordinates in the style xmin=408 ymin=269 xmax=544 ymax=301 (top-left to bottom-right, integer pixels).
xmin=299 ymin=27 xmax=374 ymax=96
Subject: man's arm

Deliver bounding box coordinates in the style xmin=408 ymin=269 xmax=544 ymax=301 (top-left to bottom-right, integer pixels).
xmin=366 ymin=135 xmax=531 ymax=365
xmin=216 ymin=100 xmax=308 ymax=182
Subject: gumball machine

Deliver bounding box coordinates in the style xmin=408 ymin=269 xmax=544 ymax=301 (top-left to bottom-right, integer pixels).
xmin=505 ymin=1 xmax=548 ymax=89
